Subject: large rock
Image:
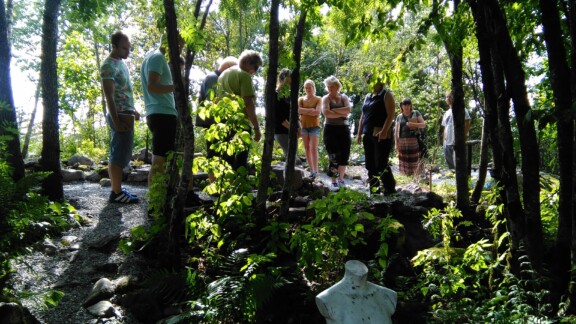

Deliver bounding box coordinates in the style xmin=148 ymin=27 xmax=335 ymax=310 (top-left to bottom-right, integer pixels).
xmin=83 ymin=278 xmax=116 ymax=307
xmin=85 ymin=171 xmax=101 ymax=182
xmin=61 ymin=169 xmax=85 ymax=182
xmin=85 ymin=300 xmax=118 ymax=318
xmin=270 ymin=163 xmax=304 ymax=190
xmin=67 ymin=154 xmax=95 ymax=167
xmin=0 ymin=302 xmax=40 ymax=324
xmin=132 ymin=148 xmax=151 ymax=163
xmin=126 ymin=169 xmax=149 ymax=182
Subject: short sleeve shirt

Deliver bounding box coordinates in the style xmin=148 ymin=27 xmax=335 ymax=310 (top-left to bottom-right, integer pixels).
xmin=442 ymin=108 xmax=471 ymax=146
xmin=217 ymin=66 xmax=255 ymax=98
xmin=100 ymin=56 xmax=135 ymax=112
xmin=140 ymin=50 xmax=177 ymax=117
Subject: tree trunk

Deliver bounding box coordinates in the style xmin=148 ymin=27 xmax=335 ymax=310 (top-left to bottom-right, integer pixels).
xmin=255 ymin=0 xmax=279 ymax=223
xmin=470 ymin=0 xmax=523 ymax=274
xmin=485 ymin=0 xmax=543 ymax=270
xmin=163 ymin=0 xmax=195 ymax=259
xmin=280 ymin=11 xmax=307 ymax=218
xmin=21 ymin=81 xmax=40 ymax=159
xmin=432 ymin=0 xmax=470 ymax=210
xmin=0 ymin=0 xmax=25 ymax=181
xmin=470 ymin=117 xmax=488 ymax=205
xmin=40 ymin=0 xmax=63 ymax=202
xmin=6 ymin=0 xmax=12 ymax=52
xmin=568 ymin=0 xmax=576 ymax=314
xmin=539 ymin=0 xmax=574 ymax=308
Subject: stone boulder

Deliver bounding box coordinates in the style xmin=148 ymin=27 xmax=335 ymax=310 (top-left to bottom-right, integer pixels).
xmin=83 ymin=278 xmax=116 ymax=307
xmin=0 ymin=302 xmax=40 ymax=324
xmin=67 ymin=154 xmax=95 ymax=167
xmin=132 ymin=148 xmax=151 ymax=163
xmin=61 ymin=169 xmax=85 ymax=182
xmin=270 ymin=163 xmax=304 ymax=190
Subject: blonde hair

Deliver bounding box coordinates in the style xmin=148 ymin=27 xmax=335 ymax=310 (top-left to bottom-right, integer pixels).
xmin=323 ymin=75 xmax=342 ymax=92
xmin=303 ymin=79 xmax=316 ymax=93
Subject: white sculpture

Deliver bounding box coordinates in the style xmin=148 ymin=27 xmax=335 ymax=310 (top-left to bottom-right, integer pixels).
xmin=316 ymin=260 xmax=397 ymax=324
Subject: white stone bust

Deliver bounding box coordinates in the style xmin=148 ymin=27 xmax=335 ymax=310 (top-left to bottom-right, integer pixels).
xmin=315 ymin=260 xmax=397 ymax=324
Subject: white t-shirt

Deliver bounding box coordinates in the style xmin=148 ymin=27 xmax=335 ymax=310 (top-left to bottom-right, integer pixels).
xmin=442 ymin=108 xmax=470 ymax=146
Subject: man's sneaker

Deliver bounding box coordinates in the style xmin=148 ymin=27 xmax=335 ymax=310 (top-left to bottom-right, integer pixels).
xmin=109 ymin=189 xmax=139 ymax=203
xmin=122 ymin=188 xmax=137 ymax=198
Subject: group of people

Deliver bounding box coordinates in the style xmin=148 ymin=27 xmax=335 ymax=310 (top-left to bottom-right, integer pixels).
xmin=274 ymin=72 xmax=472 ymax=193
xmin=100 ymin=31 xmax=263 ymax=204
xmin=273 ymin=72 xmax=423 ymax=194
xmin=100 ymin=30 xmax=470 ymax=204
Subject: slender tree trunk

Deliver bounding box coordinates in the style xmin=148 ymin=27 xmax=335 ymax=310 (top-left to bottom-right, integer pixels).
xmin=467 ymin=61 xmax=489 ymax=205
xmin=471 ymin=117 xmax=488 ymax=205
xmin=40 ymin=0 xmax=63 ymax=202
xmin=471 ymin=0 xmax=523 ymax=273
xmin=6 ymin=0 xmax=12 ymax=52
xmin=0 ymin=0 xmax=25 ymax=181
xmin=255 ymin=0 xmax=280 ymax=222
xmin=568 ymin=1 xmax=576 ymax=314
xmin=280 ymin=11 xmax=307 ymax=218
xmin=432 ymin=0 xmax=470 ymax=210
xmin=163 ymin=0 xmax=196 ymax=259
xmin=484 ymin=0 xmax=544 ymax=269
xmin=21 ymin=81 xmax=40 ymax=159
xmin=539 ymin=0 xmax=574 ymax=308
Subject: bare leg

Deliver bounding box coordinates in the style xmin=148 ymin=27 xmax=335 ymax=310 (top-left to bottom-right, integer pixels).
xmin=109 ymin=163 xmax=123 ymax=194
xmin=148 ymin=154 xmax=167 ymax=186
xmin=302 ymin=134 xmax=312 ymax=170
xmin=338 ymin=165 xmax=346 ymax=182
xmin=310 ymin=135 xmax=319 ymax=173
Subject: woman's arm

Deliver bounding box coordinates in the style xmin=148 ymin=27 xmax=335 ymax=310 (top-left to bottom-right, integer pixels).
xmin=298 ymin=97 xmax=321 ymax=116
xmin=407 ymin=111 xmax=426 ymax=129
xmin=377 ymin=91 xmax=396 ymax=140
xmin=322 ymin=96 xmax=341 ymax=118
xmin=332 ymin=95 xmax=352 ymax=116
xmin=356 ymin=111 xmax=364 ymax=144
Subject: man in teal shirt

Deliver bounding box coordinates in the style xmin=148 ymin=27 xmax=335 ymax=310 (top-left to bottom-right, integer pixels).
xmin=141 ymin=36 xmax=179 ymax=186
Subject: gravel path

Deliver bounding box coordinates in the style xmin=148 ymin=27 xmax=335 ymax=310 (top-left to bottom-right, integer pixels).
xmin=10 ymin=182 xmax=150 ymax=324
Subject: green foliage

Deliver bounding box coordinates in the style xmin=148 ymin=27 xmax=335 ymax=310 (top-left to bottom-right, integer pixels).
xmin=260 ymin=221 xmax=290 ymax=254
xmin=173 ymin=249 xmax=288 ymax=324
xmin=423 ymin=202 xmax=472 ymax=252
xmin=413 ymin=195 xmax=554 ymax=322
xmin=289 ymin=188 xmax=375 ymax=285
xmin=17 ymin=289 xmax=65 ymax=310
xmin=375 ymin=216 xmax=401 ymax=270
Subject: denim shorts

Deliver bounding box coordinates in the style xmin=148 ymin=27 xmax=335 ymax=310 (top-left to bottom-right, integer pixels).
xmin=301 ymin=126 xmax=321 ymax=136
xmin=107 ymin=114 xmax=134 ymax=168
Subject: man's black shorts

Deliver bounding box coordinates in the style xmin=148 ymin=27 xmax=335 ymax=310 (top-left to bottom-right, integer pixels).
xmin=146 ymin=114 xmax=177 ymax=157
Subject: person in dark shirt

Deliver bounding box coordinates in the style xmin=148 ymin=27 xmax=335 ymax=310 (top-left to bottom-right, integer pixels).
xmin=274 ymin=68 xmax=300 ymax=164
xmin=355 ymin=73 xmax=396 ymax=195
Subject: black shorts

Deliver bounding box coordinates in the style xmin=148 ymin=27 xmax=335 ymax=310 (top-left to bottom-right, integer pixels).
xmin=146 ymin=114 xmax=178 ymax=157
xmin=323 ymin=124 xmax=351 ymax=165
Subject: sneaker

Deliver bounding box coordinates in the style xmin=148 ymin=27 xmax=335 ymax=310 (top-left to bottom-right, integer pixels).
xmin=332 ymin=182 xmax=339 ymax=188
xmin=338 ymin=180 xmax=345 ymax=187
xmin=109 ymin=189 xmax=139 ymax=203
xmin=310 ymin=172 xmax=317 ymax=178
xmin=122 ymin=188 xmax=137 ymax=198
